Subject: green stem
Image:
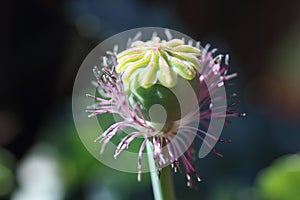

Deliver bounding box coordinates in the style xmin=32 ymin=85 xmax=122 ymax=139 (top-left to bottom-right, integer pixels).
xmin=146 ymin=141 xmax=176 ymax=200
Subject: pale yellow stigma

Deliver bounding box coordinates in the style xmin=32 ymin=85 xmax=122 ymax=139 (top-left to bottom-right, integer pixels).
xmin=116 ymin=36 xmax=202 ymax=88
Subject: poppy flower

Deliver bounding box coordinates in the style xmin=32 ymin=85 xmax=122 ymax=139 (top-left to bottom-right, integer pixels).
xmin=86 ymin=29 xmax=243 ymax=188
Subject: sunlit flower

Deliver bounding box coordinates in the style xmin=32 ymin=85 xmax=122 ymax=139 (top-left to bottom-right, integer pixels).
xmin=86 ymin=30 xmax=244 ymax=188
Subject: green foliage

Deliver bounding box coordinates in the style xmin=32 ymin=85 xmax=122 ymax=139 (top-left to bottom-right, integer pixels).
xmin=255 ymin=154 xmax=300 ymax=200
xmin=0 ymin=148 xmax=15 ymax=197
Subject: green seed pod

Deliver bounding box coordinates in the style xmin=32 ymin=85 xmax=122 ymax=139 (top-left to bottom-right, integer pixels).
xmin=116 ymin=36 xmax=202 ymax=124
xmin=127 ymin=76 xmax=200 ymax=123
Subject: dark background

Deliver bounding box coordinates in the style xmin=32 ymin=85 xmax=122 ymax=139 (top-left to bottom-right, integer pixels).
xmin=0 ymin=0 xmax=300 ymax=199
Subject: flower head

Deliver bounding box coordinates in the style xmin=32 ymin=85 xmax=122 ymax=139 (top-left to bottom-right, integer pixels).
xmin=86 ymin=29 xmax=244 ymax=188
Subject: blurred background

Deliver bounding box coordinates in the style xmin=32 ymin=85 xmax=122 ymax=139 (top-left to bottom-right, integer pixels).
xmin=1 ymin=0 xmax=300 ymax=199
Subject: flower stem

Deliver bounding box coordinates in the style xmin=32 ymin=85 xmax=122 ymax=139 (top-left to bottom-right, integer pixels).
xmin=146 ymin=141 xmax=176 ymax=200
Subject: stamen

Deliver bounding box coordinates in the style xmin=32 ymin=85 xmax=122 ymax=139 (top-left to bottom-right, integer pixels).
xmin=225 ymin=73 xmax=238 ymax=80
xmin=196 ymin=41 xmax=201 ymax=49
xmin=86 ymin=35 xmax=243 ymax=187
xmin=138 ymin=138 xmax=148 ymax=182
xmin=194 ymin=174 xmax=201 ymax=182
xmin=225 ymin=54 xmax=229 ymax=65
xmin=127 ymin=37 xmax=132 ymax=48
xmin=133 ymin=32 xmax=142 ymax=42
xmin=151 ymin=32 xmax=158 ymax=40
xmin=164 ymin=29 xmax=172 ymax=40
